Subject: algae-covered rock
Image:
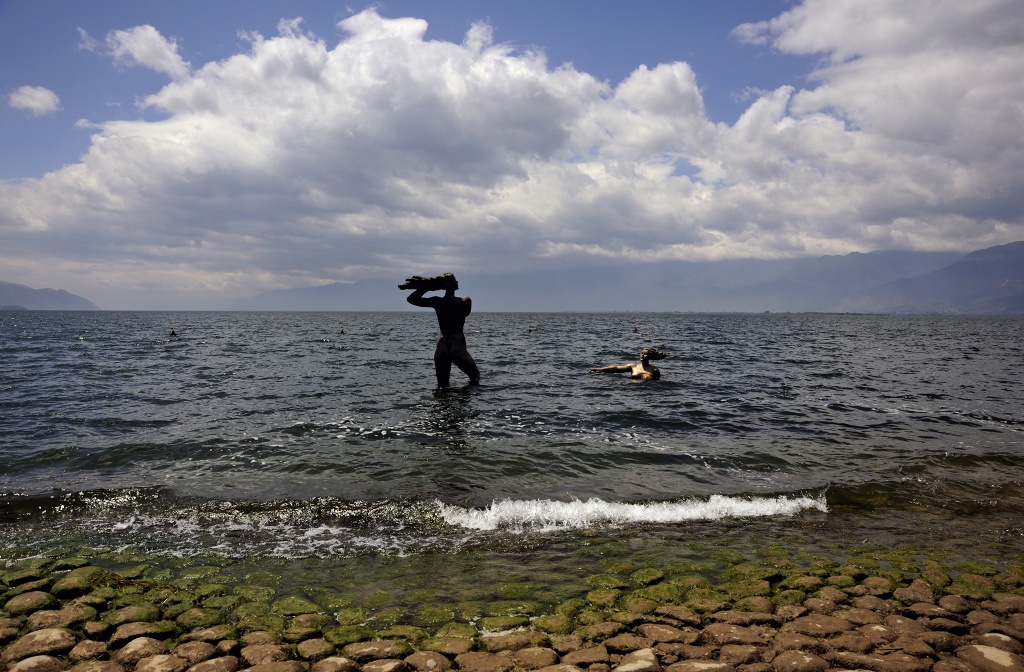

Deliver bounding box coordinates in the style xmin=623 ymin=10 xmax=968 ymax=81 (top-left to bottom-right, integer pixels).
xmin=585 ymin=575 xmax=630 ymax=590
xmin=497 ymin=583 xmax=534 ymax=599
xmin=176 ymin=607 xmax=225 ymax=630
xmin=272 ymin=596 xmax=322 ymax=616
xmin=586 ymin=589 xmax=620 ymax=609
xmin=435 ymin=623 xmax=478 ymax=639
xmin=379 ymin=625 xmax=429 ymax=643
xmin=532 ymin=614 xmax=573 ymax=635
xmin=414 ymin=604 xmax=454 ymax=626
xmin=5 ymin=591 xmax=60 ymax=616
xmin=324 ymin=626 xmax=375 ymax=647
xmin=235 ymin=586 xmax=277 ymax=602
xmin=52 ymin=567 xmax=106 ymax=598
xmin=52 ymin=558 xmax=91 ymax=572
xmin=630 ymin=568 xmax=665 ymax=586
xmin=484 ymin=601 xmax=536 ymax=616
xmin=478 ymin=615 xmax=529 ymax=631
xmin=334 ymin=608 xmax=367 ymax=627
xmin=106 ymin=602 xmax=162 ymax=625
xmin=947 ymin=573 xmax=996 ymax=600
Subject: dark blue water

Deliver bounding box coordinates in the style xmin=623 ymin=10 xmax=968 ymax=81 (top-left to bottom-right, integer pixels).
xmin=2 ymin=311 xmax=1022 ymax=604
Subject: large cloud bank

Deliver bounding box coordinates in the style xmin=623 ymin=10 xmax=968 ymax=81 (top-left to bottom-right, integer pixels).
xmin=2 ymin=0 xmax=1022 ymax=301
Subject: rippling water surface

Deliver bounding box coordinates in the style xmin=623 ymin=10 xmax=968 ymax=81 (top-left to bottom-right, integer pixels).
xmin=1 ymin=311 xmax=1022 ymax=603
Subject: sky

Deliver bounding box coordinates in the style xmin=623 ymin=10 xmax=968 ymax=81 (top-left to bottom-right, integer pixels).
xmin=1 ymin=0 xmax=1022 ymax=310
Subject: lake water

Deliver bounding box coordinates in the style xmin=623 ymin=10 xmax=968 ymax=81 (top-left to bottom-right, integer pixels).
xmin=2 ymin=311 xmax=1022 ymax=616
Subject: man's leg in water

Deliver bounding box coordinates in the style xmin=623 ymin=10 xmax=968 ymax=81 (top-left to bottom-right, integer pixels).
xmin=454 ymin=351 xmax=480 ymax=384
xmin=433 ymin=337 xmax=452 ymax=388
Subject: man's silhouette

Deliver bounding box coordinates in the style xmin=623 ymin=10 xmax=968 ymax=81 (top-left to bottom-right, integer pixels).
xmin=401 ymin=273 xmax=480 ymax=388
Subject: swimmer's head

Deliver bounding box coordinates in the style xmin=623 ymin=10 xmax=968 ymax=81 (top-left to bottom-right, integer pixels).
xmin=641 ymin=347 xmax=668 ymax=361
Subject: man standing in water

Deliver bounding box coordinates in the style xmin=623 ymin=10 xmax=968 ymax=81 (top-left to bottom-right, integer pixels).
xmin=401 ymin=273 xmax=480 ymax=389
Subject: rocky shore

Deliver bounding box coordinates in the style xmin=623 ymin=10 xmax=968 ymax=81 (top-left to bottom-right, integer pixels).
xmin=2 ymin=556 xmax=1023 ymax=672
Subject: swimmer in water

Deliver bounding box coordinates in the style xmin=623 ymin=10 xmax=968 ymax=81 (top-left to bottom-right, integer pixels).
xmin=590 ymin=347 xmax=668 ymax=380
xmin=404 ymin=275 xmax=480 ymax=388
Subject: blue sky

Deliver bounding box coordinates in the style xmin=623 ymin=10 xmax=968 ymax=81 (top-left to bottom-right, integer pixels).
xmin=2 ymin=0 xmax=1022 ymax=309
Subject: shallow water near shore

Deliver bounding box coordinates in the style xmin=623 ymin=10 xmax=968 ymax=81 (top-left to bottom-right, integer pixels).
xmin=2 ymin=310 xmax=1022 ymax=616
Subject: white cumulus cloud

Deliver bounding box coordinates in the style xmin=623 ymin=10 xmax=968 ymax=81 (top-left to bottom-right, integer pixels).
xmin=7 ymin=85 xmax=61 ymax=116
xmin=1 ymin=1 xmax=1022 ymax=305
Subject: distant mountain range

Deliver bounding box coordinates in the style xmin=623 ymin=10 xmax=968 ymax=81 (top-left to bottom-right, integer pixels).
xmin=237 ymin=241 xmax=1024 ymax=315
xmin=6 ymin=241 xmax=1022 ymax=313
xmin=0 ymin=282 xmax=100 ymax=311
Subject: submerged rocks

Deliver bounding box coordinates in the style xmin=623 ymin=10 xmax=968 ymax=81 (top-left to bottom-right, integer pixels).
xmin=1 ymin=557 xmax=1023 ymax=672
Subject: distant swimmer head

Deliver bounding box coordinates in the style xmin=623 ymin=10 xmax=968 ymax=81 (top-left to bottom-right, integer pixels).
xmin=643 ymin=346 xmax=667 ymax=362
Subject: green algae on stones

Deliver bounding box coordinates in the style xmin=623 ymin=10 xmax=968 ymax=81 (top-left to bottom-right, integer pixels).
xmin=272 ymin=596 xmax=322 ymax=616
xmin=435 ymin=623 xmax=478 ymax=639
xmin=235 ymin=585 xmax=277 ymax=602
xmin=414 ymin=604 xmax=454 ymax=626
xmin=532 ymin=614 xmax=573 ymax=635
xmin=585 ymin=589 xmax=620 ymax=608
xmin=176 ymin=607 xmax=226 ymax=630
xmin=946 ymin=573 xmax=995 ymax=600
xmin=630 ymin=568 xmax=665 ymax=586
xmin=497 ymin=583 xmax=535 ymax=599
xmin=478 ymin=615 xmax=529 ymax=631
xmin=324 ymin=625 xmax=374 ymax=647
xmin=379 ymin=625 xmax=429 ymax=643
xmin=105 ymin=602 xmax=161 ymax=625
xmin=585 ymin=574 xmax=630 ymax=590
xmin=335 ymin=608 xmax=367 ymax=626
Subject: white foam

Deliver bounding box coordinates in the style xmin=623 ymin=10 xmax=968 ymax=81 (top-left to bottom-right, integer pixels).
xmin=437 ymin=494 xmax=827 ymax=531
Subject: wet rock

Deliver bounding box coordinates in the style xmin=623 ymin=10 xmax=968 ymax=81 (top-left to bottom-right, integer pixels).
xmin=654 ymin=606 xmax=701 ymax=627
xmin=362 ymin=659 xmax=407 ymax=672
xmin=711 ymin=612 xmax=780 ymax=627
xmin=453 ymin=651 xmax=515 ymax=672
xmin=312 ymin=657 xmax=360 ymax=672
xmin=561 ymin=645 xmax=610 ymax=667
xmin=176 ymin=608 xmax=224 ymax=631
xmin=532 ymin=666 xmax=584 ymax=672
xmin=180 ymin=625 xmax=239 ymax=643
xmin=66 ymin=662 xmax=125 ymax=672
xmin=240 ymin=643 xmax=291 ymax=667
xmin=51 ymin=567 xmax=105 ymax=598
xmin=862 ymin=577 xmax=895 ymax=596
xmin=957 ymin=645 xmax=1024 ymax=672
xmin=636 ymin=624 xmax=700 ymax=644
xmin=855 ymin=595 xmax=895 ymax=614
xmin=859 ymin=623 xmax=900 ymax=646
xmin=28 ymin=603 xmax=99 ymax=631
xmin=418 ymin=637 xmax=473 ymax=656
xmin=719 ymin=645 xmax=760 ymax=665
xmin=243 ymin=662 xmax=305 ymax=672
xmin=512 ymin=647 xmax=558 ymax=670
xmin=836 ymin=607 xmax=883 ymax=626
xmin=106 ymin=603 xmax=162 ymax=626
xmin=884 ymin=615 xmax=928 ymax=637
xmin=480 ymin=631 xmax=549 ymax=652
xmin=5 ymin=591 xmax=60 ymax=616
xmin=703 ymin=624 xmax=766 ymax=647
xmin=829 ymin=632 xmax=874 ymax=653
xmin=894 ymin=580 xmax=935 ymax=605
xmin=976 ymin=633 xmax=1024 ymax=654
xmin=8 ymin=655 xmax=65 ymax=672
xmin=297 ymin=638 xmax=334 ymax=661
xmin=174 ymin=641 xmax=216 ymax=665
xmin=907 ymin=602 xmax=953 ymax=618
xmin=108 ymin=621 xmax=178 ymax=647
xmin=70 ymin=640 xmax=108 ymax=662
xmin=771 ymin=632 xmax=821 ymax=653
xmin=342 ymin=640 xmax=415 ymax=663
xmin=604 ymin=633 xmax=654 ymax=653
xmin=770 ymin=650 xmax=827 ymax=672
xmin=918 ymin=630 xmax=962 ymax=652
xmin=615 ymin=648 xmax=662 ymax=672
xmin=187 ymin=656 xmax=240 ymax=672
xmin=1 ymin=627 xmax=78 ymax=663
xmin=135 ymin=654 xmax=189 ymax=672
xmin=773 ymin=607 xmax=806 ymax=622
xmin=940 ymin=596 xmax=974 ymax=614
xmin=114 ymin=637 xmax=168 ymax=665
xmin=889 ymin=635 xmax=937 ymax=658
xmin=664 ymin=661 xmax=736 ymax=672
xmin=82 ymin=622 xmax=111 ymax=640
xmin=829 ymin=651 xmax=932 ymax=672
xmin=585 ymin=622 xmax=624 ymax=642
xmin=780 ymin=614 xmax=851 ymax=637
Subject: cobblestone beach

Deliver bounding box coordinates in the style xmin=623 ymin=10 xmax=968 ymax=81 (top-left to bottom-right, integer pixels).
xmin=3 ymin=556 xmax=1023 ymax=672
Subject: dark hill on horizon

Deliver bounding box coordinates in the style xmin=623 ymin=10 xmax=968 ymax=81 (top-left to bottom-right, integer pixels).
xmin=239 ymin=241 xmax=1023 ymax=314
xmin=0 ymin=282 xmax=100 ymax=310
